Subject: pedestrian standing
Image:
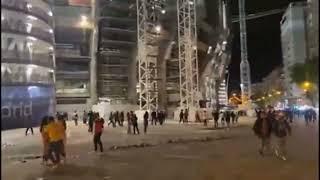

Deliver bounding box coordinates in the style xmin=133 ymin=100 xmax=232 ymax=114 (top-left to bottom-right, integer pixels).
xmin=132 ymin=113 xmax=140 ymax=135
xmin=273 ymin=112 xmax=291 ymax=161
xmin=252 ymin=111 xmax=272 ymax=156
xmin=127 ymin=112 xmax=132 ymax=134
xmin=143 ymin=111 xmax=149 ymax=134
xmin=93 ymin=115 xmax=104 ymax=153
xmin=72 ymin=110 xmax=78 ymax=126
xmin=179 ymin=110 xmax=184 ymax=123
xmin=25 ymin=115 xmax=34 ymax=136
xmin=83 ymin=110 xmax=88 ymax=124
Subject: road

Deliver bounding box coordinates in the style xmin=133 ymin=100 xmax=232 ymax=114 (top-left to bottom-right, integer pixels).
xmin=1 ymin=117 xmax=318 ymax=180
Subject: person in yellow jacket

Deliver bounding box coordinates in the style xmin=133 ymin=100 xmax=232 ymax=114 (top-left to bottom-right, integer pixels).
xmin=45 ymin=116 xmax=64 ymax=167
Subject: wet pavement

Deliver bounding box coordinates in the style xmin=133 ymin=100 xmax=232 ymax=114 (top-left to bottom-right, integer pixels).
xmin=2 ymin=117 xmax=318 ymax=180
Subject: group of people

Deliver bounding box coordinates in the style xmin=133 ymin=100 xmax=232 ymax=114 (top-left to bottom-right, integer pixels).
xmin=179 ymin=109 xmax=189 ymax=123
xmin=40 ymin=111 xmax=106 ymax=169
xmin=253 ymin=107 xmax=292 ymax=161
xmin=212 ymin=110 xmax=239 ymax=129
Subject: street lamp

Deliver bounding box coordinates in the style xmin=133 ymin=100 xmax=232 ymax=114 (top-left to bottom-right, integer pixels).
xmin=155 ymin=24 xmax=161 ymax=33
xmin=276 ymin=91 xmax=281 ymax=95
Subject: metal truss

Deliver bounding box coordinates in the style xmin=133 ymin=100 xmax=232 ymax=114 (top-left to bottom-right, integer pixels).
xmin=239 ymin=0 xmax=252 ymax=103
xmin=177 ymin=0 xmax=199 ymax=109
xmin=136 ymin=0 xmax=165 ymax=110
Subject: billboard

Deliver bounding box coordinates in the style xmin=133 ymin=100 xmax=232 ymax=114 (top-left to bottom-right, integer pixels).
xmin=1 ymin=85 xmax=55 ymax=130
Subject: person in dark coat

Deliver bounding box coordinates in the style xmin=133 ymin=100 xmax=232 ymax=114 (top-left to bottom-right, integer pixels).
xmin=114 ymin=111 xmax=121 ymax=126
xmin=120 ymin=111 xmax=125 ymax=126
xmin=143 ymin=111 xmax=149 ymax=134
xmin=88 ymin=111 xmax=94 ymax=132
xmin=132 ymin=113 xmax=140 ymax=135
xmin=184 ymin=109 xmax=189 ymax=123
xmin=212 ymin=110 xmax=219 ymax=128
xmin=252 ymin=111 xmax=273 ymax=156
xmin=127 ymin=112 xmax=132 ymax=134
xmin=108 ymin=112 xmax=116 ymax=127
xmin=272 ymin=111 xmax=291 ymax=160
xmin=225 ymin=111 xmax=231 ymax=130
xmin=179 ymin=110 xmax=184 ymax=123
xmin=151 ymin=110 xmax=157 ymax=125
xmin=231 ymin=111 xmax=236 ymax=124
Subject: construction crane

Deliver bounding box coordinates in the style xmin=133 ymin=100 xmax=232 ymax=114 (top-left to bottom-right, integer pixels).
xmin=136 ymin=0 xmax=166 ymax=111
xmin=177 ymin=0 xmax=200 ymax=110
xmin=238 ymin=0 xmax=251 ymax=104
xmin=232 ymin=8 xmax=286 ymax=23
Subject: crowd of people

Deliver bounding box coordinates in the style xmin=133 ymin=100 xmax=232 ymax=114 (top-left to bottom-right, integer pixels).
xmin=252 ymin=106 xmax=317 ymax=161
xmin=26 ymin=104 xmax=317 ymax=169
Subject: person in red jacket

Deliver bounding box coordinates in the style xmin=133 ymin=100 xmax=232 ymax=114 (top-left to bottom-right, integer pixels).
xmin=93 ymin=116 xmax=104 ymax=152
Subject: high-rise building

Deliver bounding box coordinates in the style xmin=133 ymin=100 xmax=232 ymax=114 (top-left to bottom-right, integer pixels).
xmin=280 ymin=2 xmax=308 ymax=102
xmin=306 ymin=0 xmax=318 ymax=59
xmin=1 ymin=0 xmax=56 ymax=129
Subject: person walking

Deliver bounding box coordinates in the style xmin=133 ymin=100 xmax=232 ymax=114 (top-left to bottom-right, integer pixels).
xmin=225 ymin=111 xmax=231 ymax=130
xmin=179 ymin=110 xmax=184 ymax=123
xmin=151 ymin=110 xmax=157 ymax=125
xmin=93 ymin=115 xmax=104 ymax=153
xmin=72 ymin=111 xmax=78 ymax=126
xmin=25 ymin=115 xmax=34 ymax=136
xmin=127 ymin=112 xmax=132 ymax=134
xmin=184 ymin=109 xmax=189 ymax=123
xmin=88 ymin=110 xmax=94 ymax=132
xmin=40 ymin=116 xmax=49 ymax=165
xmin=83 ymin=110 xmax=88 ymax=124
xmin=203 ymin=111 xmax=208 ymax=126
xmin=45 ymin=116 xmax=64 ymax=168
xmin=132 ymin=113 xmax=140 ymax=135
xmin=115 ymin=111 xmax=121 ymax=126
xmin=143 ymin=111 xmax=149 ymax=134
xmin=212 ymin=110 xmax=219 ymax=128
xmin=231 ymin=111 xmax=236 ymax=124
xmin=252 ymin=111 xmax=273 ymax=156
xmin=120 ymin=111 xmax=125 ymax=126
xmin=272 ymin=112 xmax=291 ymax=161
xmin=108 ymin=111 xmax=116 ymax=127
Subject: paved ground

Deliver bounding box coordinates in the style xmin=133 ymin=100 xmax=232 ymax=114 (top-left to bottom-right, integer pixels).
xmin=2 ymin=117 xmax=318 ymax=180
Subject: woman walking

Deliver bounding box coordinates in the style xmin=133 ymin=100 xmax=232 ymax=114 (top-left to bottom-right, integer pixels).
xmin=40 ymin=116 xmax=49 ymax=165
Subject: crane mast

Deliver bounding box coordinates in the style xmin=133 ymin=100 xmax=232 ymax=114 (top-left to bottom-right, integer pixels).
xmin=239 ymin=0 xmax=252 ymax=103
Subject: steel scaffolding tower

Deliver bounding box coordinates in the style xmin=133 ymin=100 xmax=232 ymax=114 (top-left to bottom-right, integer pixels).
xmin=136 ymin=0 xmax=164 ymax=110
xmin=177 ymin=0 xmax=199 ymax=109
xmin=238 ymin=0 xmax=252 ymax=103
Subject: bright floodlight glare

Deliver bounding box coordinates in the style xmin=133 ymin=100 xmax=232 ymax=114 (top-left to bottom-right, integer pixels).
xmin=155 ymin=25 xmax=161 ymax=33
xmin=27 ymin=4 xmax=32 ymax=9
xmin=189 ymin=1 xmax=194 ymax=5
xmin=222 ymin=41 xmax=227 ymax=45
xmin=1 ymin=14 xmax=4 ymax=21
xmin=48 ymin=29 xmax=53 ymax=33
xmin=27 ymin=36 xmax=37 ymax=41
xmin=48 ymin=11 xmax=53 ymax=16
xmin=81 ymin=15 xmax=88 ymax=21
xmin=27 ymin=15 xmax=38 ymax=21
xmin=161 ymin=9 xmax=166 ymax=14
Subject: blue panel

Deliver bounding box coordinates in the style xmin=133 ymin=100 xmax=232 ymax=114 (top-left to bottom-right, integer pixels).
xmin=1 ymin=85 xmax=55 ymax=130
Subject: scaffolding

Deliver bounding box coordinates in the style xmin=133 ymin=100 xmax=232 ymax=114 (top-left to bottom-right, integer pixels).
xmin=136 ymin=0 xmax=164 ymax=110
xmin=177 ymin=0 xmax=199 ymax=109
xmin=239 ymin=0 xmax=252 ymax=103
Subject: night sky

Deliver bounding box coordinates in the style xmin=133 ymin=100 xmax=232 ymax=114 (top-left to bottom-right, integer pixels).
xmin=228 ymin=0 xmax=305 ymax=93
